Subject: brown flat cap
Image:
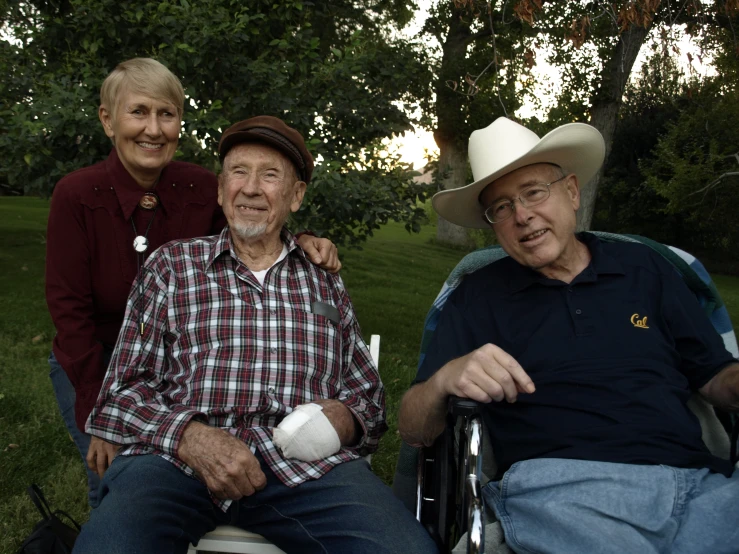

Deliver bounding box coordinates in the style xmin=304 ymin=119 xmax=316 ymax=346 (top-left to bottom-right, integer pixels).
xmin=218 ymin=116 xmax=314 ymax=183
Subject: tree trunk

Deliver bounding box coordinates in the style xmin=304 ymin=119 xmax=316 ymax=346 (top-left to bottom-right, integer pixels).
xmin=578 ymin=23 xmax=651 ymax=231
xmin=433 ymin=6 xmax=479 ymax=246
xmin=435 ymin=133 xmax=472 ymax=245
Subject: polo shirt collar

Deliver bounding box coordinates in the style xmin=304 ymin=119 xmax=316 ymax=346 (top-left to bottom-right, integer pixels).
xmin=506 ymin=232 xmax=625 ymax=293
xmin=575 ymin=232 xmax=625 ymax=281
xmin=104 ymin=148 xmax=179 ymax=221
xmin=206 ymin=226 xmax=302 ymax=270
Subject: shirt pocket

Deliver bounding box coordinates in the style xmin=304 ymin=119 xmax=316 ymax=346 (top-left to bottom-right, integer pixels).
xmin=271 ymin=306 xmax=343 ymax=402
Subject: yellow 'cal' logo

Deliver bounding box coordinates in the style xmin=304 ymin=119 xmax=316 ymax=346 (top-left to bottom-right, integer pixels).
xmin=630 ymin=313 xmax=649 ymax=329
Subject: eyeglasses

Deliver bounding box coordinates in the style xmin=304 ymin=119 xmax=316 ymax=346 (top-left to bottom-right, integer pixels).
xmin=483 ymin=175 xmax=568 ymax=224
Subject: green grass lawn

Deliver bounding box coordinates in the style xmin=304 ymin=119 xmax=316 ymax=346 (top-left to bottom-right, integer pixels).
xmin=1 ymin=196 xmax=738 ymax=552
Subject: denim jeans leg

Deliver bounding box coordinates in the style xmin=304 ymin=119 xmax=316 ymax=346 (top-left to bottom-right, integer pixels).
xmin=73 ymin=454 xmax=227 ymax=554
xmin=234 ymin=456 xmax=439 ymax=554
xmin=672 ymin=467 xmax=739 ymax=554
xmin=483 ymin=458 xmax=681 ymax=554
xmin=48 ymin=351 xmax=100 ymax=508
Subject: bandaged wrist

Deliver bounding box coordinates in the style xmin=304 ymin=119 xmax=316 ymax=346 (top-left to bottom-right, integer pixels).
xmin=273 ymin=403 xmax=341 ymax=462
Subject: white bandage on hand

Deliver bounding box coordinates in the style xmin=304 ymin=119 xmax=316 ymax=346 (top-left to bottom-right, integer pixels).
xmin=273 ymin=403 xmax=341 ymax=462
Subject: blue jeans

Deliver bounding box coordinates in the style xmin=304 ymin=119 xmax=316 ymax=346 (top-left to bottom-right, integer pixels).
xmin=73 ymin=453 xmax=438 ymax=554
xmin=49 ymin=349 xmax=111 ymax=508
xmin=484 ymin=458 xmax=739 ymax=554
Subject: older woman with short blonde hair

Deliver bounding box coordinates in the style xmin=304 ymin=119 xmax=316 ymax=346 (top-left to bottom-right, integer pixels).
xmin=45 ymin=58 xmax=338 ymax=508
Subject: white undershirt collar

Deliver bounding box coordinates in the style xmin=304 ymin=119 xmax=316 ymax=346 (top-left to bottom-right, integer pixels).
xmin=250 ymin=244 xmax=289 ymax=286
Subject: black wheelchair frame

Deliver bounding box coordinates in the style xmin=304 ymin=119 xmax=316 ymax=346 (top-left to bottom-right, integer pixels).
xmin=416 ymin=397 xmax=485 ymax=554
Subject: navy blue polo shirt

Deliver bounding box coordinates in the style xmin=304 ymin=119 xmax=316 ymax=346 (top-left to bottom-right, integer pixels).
xmin=416 ymin=233 xmax=736 ymax=477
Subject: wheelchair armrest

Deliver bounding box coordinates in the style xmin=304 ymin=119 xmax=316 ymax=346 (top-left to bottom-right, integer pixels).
xmin=448 ymin=395 xmax=480 ymax=418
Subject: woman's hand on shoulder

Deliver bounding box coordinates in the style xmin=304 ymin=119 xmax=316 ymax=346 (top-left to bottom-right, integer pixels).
xmin=297 ymin=234 xmax=341 ymax=274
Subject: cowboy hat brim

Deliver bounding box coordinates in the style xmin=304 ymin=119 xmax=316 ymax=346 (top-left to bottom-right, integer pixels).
xmin=432 ymin=122 xmax=606 ymax=229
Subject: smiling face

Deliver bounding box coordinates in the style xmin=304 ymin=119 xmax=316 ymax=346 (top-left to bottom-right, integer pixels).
xmin=480 ymin=163 xmax=582 ymax=274
xmin=218 ymin=142 xmax=306 ymax=245
xmin=99 ymin=89 xmax=180 ymax=188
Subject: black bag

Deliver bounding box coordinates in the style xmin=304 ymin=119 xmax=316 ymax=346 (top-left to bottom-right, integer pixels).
xmin=17 ymin=484 xmax=81 ymax=554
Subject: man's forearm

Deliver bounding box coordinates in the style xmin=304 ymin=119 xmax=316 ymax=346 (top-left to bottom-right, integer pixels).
xmin=312 ymin=399 xmax=359 ymax=446
xmin=398 ymin=378 xmax=449 ymax=448
xmin=700 ymin=362 xmax=739 ymax=412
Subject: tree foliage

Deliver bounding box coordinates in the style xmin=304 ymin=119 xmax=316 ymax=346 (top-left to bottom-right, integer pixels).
xmin=641 ymin=78 xmax=739 ymax=257
xmin=424 ymin=0 xmax=535 ymax=149
xmin=594 ymin=15 xmax=739 ymax=263
xmin=420 ymin=0 xmax=541 ymax=245
xmin=424 ymin=0 xmax=672 ymax=244
xmin=0 ymin=0 xmax=433 ymax=247
xmin=593 ymin=50 xmax=686 ymax=242
xmin=426 ymin=0 xmax=739 ymax=243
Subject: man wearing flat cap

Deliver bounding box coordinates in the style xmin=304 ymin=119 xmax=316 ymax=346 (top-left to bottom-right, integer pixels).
xmin=399 ymin=118 xmax=739 ymax=553
xmin=75 ymin=116 xmax=437 ymax=554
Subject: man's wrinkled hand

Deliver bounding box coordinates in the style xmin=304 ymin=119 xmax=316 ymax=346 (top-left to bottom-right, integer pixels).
xmin=86 ymin=436 xmax=121 ymax=478
xmin=296 ymin=234 xmax=341 ymax=273
xmin=178 ymin=421 xmax=266 ymax=500
xmin=433 ymin=343 xmax=536 ymax=404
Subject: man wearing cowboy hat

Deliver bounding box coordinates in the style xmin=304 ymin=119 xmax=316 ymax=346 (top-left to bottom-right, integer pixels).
xmin=74 ymin=116 xmax=438 ymax=554
xmin=399 ymin=117 xmax=739 ymax=553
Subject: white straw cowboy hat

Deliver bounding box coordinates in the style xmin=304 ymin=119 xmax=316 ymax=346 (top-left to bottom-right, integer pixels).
xmin=432 ymin=117 xmax=606 ymax=229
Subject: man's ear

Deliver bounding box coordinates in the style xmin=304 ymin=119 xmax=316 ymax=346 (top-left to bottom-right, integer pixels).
xmin=290 ymin=181 xmax=307 ymax=213
xmin=217 ymin=173 xmax=224 ymax=207
xmin=566 ymin=174 xmax=581 ymax=211
xmin=99 ymin=105 xmax=115 ymax=138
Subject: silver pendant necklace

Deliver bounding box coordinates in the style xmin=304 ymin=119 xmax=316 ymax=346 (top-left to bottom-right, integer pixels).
xmin=131 ymin=192 xmax=160 ymax=336
xmin=133 ymin=235 xmax=149 ymax=253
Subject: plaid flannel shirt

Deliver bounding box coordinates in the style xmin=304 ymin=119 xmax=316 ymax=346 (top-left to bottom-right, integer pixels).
xmin=87 ymin=227 xmax=386 ymax=511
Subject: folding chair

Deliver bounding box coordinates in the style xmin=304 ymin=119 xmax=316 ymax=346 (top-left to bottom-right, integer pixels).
xmin=393 ymin=233 xmax=739 ymax=553
xmin=188 ymin=334 xmax=381 ymax=554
